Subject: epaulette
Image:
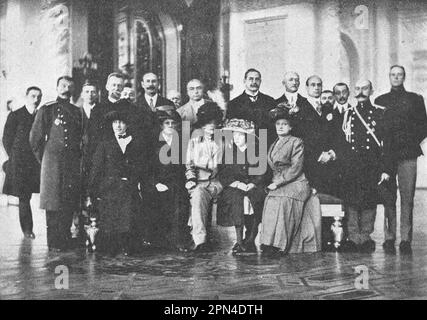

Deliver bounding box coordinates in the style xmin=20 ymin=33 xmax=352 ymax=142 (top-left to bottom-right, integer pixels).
xmin=372 ymin=103 xmax=385 ymax=110
xmin=44 ymin=101 xmax=57 ymax=107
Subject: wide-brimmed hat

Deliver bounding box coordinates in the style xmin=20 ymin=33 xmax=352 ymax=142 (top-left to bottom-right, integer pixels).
xmin=269 ymin=105 xmax=294 ymax=124
xmin=196 ymin=102 xmax=224 ymax=127
xmin=155 ymin=105 xmax=182 ymax=124
xmin=105 ymin=110 xmax=129 ymax=124
xmin=222 ymin=118 xmax=256 ymax=135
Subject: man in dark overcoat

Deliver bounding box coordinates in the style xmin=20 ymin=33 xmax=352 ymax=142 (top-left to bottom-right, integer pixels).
xmin=3 ymin=86 xmax=42 ymax=239
xmin=30 ymin=76 xmax=83 ymax=251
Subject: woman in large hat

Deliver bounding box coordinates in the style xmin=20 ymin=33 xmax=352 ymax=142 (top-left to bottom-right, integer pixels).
xmin=86 ymin=110 xmax=146 ymax=255
xmin=144 ymin=105 xmax=191 ymax=251
xmin=217 ymin=118 xmax=267 ymax=254
xmin=260 ymin=107 xmax=312 ymax=257
xmin=185 ymin=102 xmax=224 ymax=252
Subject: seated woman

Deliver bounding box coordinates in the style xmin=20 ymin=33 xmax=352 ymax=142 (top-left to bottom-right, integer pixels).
xmin=185 ymin=102 xmax=224 ymax=252
xmin=86 ymin=111 xmax=145 ymax=256
xmin=260 ymin=107 xmax=313 ymax=257
xmin=145 ymin=105 xmax=190 ymax=251
xmin=217 ymin=119 xmax=266 ymax=254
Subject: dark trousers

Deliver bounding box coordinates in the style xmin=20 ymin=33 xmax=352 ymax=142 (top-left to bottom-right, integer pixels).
xmin=347 ymin=206 xmax=376 ymax=244
xmin=244 ymin=215 xmax=259 ymax=242
xmin=19 ymin=196 xmax=33 ymax=234
xmin=46 ymin=210 xmax=74 ymax=250
xmin=384 ymin=159 xmax=417 ymax=243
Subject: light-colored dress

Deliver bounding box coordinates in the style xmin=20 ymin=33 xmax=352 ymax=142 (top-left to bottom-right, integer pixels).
xmin=260 ymin=135 xmax=313 ymax=253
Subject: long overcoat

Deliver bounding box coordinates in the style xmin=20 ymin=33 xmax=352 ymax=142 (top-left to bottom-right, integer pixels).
xmin=30 ymin=98 xmax=83 ymax=211
xmin=2 ymin=106 xmax=40 ymax=197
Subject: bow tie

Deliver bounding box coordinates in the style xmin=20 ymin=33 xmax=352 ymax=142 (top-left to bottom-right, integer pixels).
xmin=247 ymin=94 xmax=258 ymax=102
xmin=118 ymin=134 xmax=129 ymax=139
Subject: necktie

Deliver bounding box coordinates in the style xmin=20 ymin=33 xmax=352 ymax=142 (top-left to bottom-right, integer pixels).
xmin=150 ymin=98 xmax=154 ymax=111
xmin=249 ymin=95 xmax=258 ymax=102
xmin=315 ymin=101 xmax=321 ymax=115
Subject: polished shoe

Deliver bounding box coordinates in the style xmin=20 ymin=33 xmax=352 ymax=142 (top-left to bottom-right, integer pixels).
xmin=382 ymin=240 xmax=396 ymax=255
xmin=340 ymin=240 xmax=359 ymax=253
xmin=24 ymin=232 xmax=35 ymax=239
xmin=192 ymin=242 xmax=210 ymax=253
xmin=359 ymin=239 xmax=376 ymax=253
xmin=399 ymin=241 xmax=412 ymax=255
xmin=232 ymin=243 xmax=246 ymax=254
xmin=261 ymin=245 xmax=279 ymax=257
xmin=243 ymin=241 xmax=258 ymax=253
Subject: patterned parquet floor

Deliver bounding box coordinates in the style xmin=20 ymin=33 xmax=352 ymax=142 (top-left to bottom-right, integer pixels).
xmin=1 ymin=191 xmax=427 ymax=300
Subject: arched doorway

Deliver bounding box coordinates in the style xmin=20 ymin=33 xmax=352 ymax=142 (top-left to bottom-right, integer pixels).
xmin=114 ymin=2 xmax=182 ymax=101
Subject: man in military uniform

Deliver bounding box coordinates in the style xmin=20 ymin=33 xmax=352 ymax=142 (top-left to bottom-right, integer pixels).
xmin=375 ymin=65 xmax=427 ymax=254
xmin=30 ymin=76 xmax=83 ymax=252
xmin=340 ymin=79 xmax=385 ymax=253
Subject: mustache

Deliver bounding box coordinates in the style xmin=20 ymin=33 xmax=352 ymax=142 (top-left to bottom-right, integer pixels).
xmin=356 ymin=93 xmax=367 ymax=98
xmin=147 ymin=86 xmax=156 ymax=90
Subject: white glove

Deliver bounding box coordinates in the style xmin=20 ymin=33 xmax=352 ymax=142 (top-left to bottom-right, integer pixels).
xmin=156 ymin=183 xmax=169 ymax=192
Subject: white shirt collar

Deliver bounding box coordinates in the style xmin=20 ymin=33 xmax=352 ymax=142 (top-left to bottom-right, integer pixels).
xmin=25 ymin=104 xmax=36 ymax=115
xmin=83 ymin=103 xmax=95 ymax=118
xmin=162 ymin=132 xmax=173 ymax=146
xmin=145 ymin=93 xmax=158 ymax=109
xmin=284 ymin=91 xmax=297 ymax=101
xmin=115 ymin=134 xmax=132 ymax=153
xmin=108 ymin=96 xmax=118 ymax=104
xmin=237 ymin=144 xmax=248 ymax=152
xmin=334 ymin=102 xmax=349 ymax=114
xmin=307 ymin=96 xmax=321 ymax=114
xmin=245 ymin=90 xmax=259 ymax=98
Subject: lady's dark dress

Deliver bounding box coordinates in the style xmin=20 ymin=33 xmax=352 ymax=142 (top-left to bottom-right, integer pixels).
xmin=144 ymin=135 xmax=190 ymax=248
xmin=88 ymin=136 xmax=145 ymax=252
xmin=217 ymin=143 xmax=266 ymax=227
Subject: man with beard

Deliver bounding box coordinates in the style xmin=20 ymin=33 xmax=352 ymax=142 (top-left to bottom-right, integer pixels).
xmin=375 ymin=65 xmax=427 ymax=254
xmin=320 ymin=90 xmax=335 ymax=116
xmin=30 ymin=76 xmax=83 ymax=251
xmin=3 ymin=86 xmax=42 ymax=239
xmin=226 ymin=68 xmax=275 ymax=144
xmin=340 ymin=79 xmax=386 ymax=253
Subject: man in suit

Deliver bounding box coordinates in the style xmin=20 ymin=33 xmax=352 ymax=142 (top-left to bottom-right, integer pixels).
xmin=140 ymin=72 xmax=174 ymax=112
xmin=30 ymin=76 xmax=83 ymax=252
xmin=376 ymin=65 xmax=427 ymax=254
xmin=227 ymin=68 xmax=275 ymax=144
xmin=3 ymin=86 xmax=42 ymax=239
xmin=78 ymin=82 xmax=105 ymax=238
xmin=276 ymin=71 xmax=306 ymax=108
xmin=139 ymin=72 xmax=174 ymax=143
xmin=177 ymin=79 xmax=208 ymax=127
xmin=295 ymin=75 xmax=338 ymax=195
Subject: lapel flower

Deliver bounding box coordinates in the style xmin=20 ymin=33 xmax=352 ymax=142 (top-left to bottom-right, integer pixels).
xmin=326 ymin=113 xmax=333 ymax=121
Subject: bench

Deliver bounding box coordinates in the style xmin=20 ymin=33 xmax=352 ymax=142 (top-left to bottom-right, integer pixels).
xmin=317 ymin=193 xmax=345 ymax=250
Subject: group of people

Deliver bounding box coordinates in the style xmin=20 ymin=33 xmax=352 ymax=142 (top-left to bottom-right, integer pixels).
xmin=2 ymin=65 xmax=427 ymax=258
